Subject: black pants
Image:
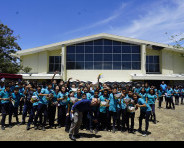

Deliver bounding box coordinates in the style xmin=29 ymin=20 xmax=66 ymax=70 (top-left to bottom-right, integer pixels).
xmin=19 ymin=99 xmax=24 ymax=114
xmin=116 ymin=109 xmax=128 ymax=130
xmin=58 ymin=105 xmax=66 ymax=126
xmin=22 ymin=103 xmax=33 ymax=123
xmin=89 ymin=110 xmax=98 ymax=130
xmin=97 ymin=112 xmax=108 ymax=130
xmin=37 ymin=103 xmax=48 ymax=126
xmin=109 ymin=111 xmax=117 ymax=129
xmin=28 ymin=105 xmax=38 ymax=126
xmin=158 ymin=97 xmax=163 ymax=108
xmin=181 ymin=96 xmax=184 ymax=104
xmin=126 ymin=112 xmax=135 ymax=131
xmin=175 ymin=96 xmax=179 ymax=105
xmin=166 ymin=97 xmax=175 ymax=109
xmin=139 ymin=111 xmax=151 ymax=132
xmin=1 ymin=103 xmax=12 ymax=126
xmin=48 ymin=105 xmax=56 ymax=127
xmin=10 ymin=106 xmax=19 ymax=123
xmin=65 ymin=113 xmax=71 ymax=131
xmin=81 ymin=111 xmax=90 ymax=130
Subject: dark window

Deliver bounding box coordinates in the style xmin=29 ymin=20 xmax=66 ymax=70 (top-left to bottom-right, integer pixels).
xmin=85 ymin=62 xmax=93 ymax=70
xmin=94 ymin=54 xmax=103 ymax=61
xmin=94 ymin=62 xmax=103 ymax=69
xmin=94 ymin=39 xmax=103 ymax=45
xmin=85 ymin=46 xmax=93 ymax=53
xmin=67 ymin=46 xmax=75 ymax=54
xmin=67 ymin=54 xmax=75 ymax=62
xmin=132 ymin=62 xmax=141 ymax=70
xmin=113 ymin=54 xmax=121 ymax=61
xmin=132 ymin=46 xmax=140 ymax=53
xmin=122 ymin=54 xmax=131 ymax=61
xmin=85 ymin=54 xmax=93 ymax=61
xmin=94 ymin=46 xmax=103 ymax=53
xmin=85 ymin=41 xmax=93 ymax=45
xmin=122 ymin=46 xmax=131 ymax=53
xmin=76 ymin=54 xmax=84 ymax=61
xmin=104 ymin=46 xmax=112 ymax=53
xmin=67 ymin=62 xmax=75 ymax=70
xmin=113 ymin=40 xmax=122 ymax=46
xmin=76 ymin=62 xmax=85 ymax=69
xmin=104 ymin=62 xmax=112 ymax=70
xmin=113 ymin=62 xmax=121 ymax=70
xmin=76 ymin=46 xmax=85 ymax=53
xmin=104 ymin=54 xmax=112 ymax=61
xmin=104 ymin=39 xmax=113 ymax=45
xmin=146 ymin=56 xmax=160 ymax=73
xmin=113 ymin=46 xmax=121 ymax=53
xmin=49 ymin=56 xmax=61 ymax=72
xmin=132 ymin=54 xmax=141 ymax=61
xmin=122 ymin=62 xmax=131 ymax=70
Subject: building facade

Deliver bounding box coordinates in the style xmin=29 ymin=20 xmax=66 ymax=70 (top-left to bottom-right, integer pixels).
xmin=14 ymin=33 xmax=184 ymax=84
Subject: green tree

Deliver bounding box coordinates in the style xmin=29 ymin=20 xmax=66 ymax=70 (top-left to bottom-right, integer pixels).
xmin=0 ymin=23 xmax=22 ymax=74
xmin=22 ymin=66 xmax=32 ymax=74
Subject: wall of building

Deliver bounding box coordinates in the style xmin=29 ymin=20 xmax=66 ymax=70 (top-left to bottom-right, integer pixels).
xmin=67 ymin=70 xmax=142 ymax=82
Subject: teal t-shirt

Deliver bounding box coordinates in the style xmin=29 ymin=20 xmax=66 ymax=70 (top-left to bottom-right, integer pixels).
xmin=57 ymin=92 xmax=69 ymax=106
xmin=39 ymin=88 xmax=55 ymax=105
xmin=137 ymin=98 xmax=152 ymax=112
xmin=174 ymin=89 xmax=180 ymax=96
xmin=109 ymin=93 xmax=119 ymax=112
xmin=11 ymin=92 xmax=23 ymax=107
xmin=166 ymin=89 xmax=173 ymax=98
xmin=147 ymin=94 xmax=157 ymax=105
xmin=99 ymin=95 xmax=109 ymax=113
xmin=139 ymin=93 xmax=147 ymax=101
xmin=0 ymin=90 xmax=11 ymax=104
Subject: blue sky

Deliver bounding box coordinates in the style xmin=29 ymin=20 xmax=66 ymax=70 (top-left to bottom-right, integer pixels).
xmin=0 ymin=0 xmax=184 ymax=50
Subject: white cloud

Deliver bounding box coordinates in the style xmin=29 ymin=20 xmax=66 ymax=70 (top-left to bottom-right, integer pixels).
xmin=109 ymin=0 xmax=184 ymax=45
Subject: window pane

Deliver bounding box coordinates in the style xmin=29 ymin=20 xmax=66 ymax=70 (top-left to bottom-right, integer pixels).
xmin=54 ymin=64 xmax=60 ymax=71
xmin=76 ymin=46 xmax=84 ymax=53
xmin=85 ymin=41 xmax=94 ymax=45
xmin=122 ymin=54 xmax=131 ymax=61
xmin=67 ymin=62 xmax=75 ymax=69
xmin=94 ymin=39 xmax=103 ymax=45
xmin=49 ymin=57 xmax=54 ymax=63
xmin=132 ymin=46 xmax=140 ymax=53
xmin=94 ymin=54 xmax=103 ymax=61
xmin=113 ymin=54 xmax=121 ymax=61
xmin=154 ymin=56 xmax=159 ymax=63
xmin=155 ymin=64 xmax=160 ymax=72
xmin=104 ymin=39 xmax=113 ymax=45
xmin=76 ymin=54 xmax=84 ymax=61
xmin=49 ymin=64 xmax=54 ymax=72
xmin=104 ymin=62 xmax=112 ymax=70
xmin=85 ymin=46 xmax=93 ymax=53
xmin=76 ymin=42 xmax=85 ymax=46
xmin=67 ymin=54 xmax=75 ymax=62
xmin=122 ymin=42 xmax=131 ymax=46
xmin=132 ymin=54 xmax=141 ymax=61
xmin=94 ymin=46 xmax=103 ymax=53
xmin=104 ymin=54 xmax=112 ymax=61
xmin=55 ymin=56 xmax=60 ymax=63
xmin=104 ymin=46 xmax=112 ymax=53
xmin=149 ymin=64 xmax=155 ymax=72
xmin=85 ymin=62 xmax=93 ymax=70
xmin=113 ymin=62 xmax=121 ymax=70
xmin=113 ymin=46 xmax=121 ymax=53
xmin=67 ymin=46 xmax=75 ymax=54
xmin=146 ymin=64 xmax=149 ymax=72
xmin=76 ymin=62 xmax=84 ymax=69
xmin=113 ymin=40 xmax=122 ymax=46
xmin=122 ymin=62 xmax=131 ymax=70
xmin=146 ymin=56 xmax=149 ymax=63
xmin=132 ymin=62 xmax=141 ymax=70
xmin=122 ymin=46 xmax=131 ymax=53
xmin=149 ymin=56 xmax=154 ymax=63
xmin=94 ymin=62 xmax=103 ymax=70
xmin=85 ymin=54 xmax=93 ymax=61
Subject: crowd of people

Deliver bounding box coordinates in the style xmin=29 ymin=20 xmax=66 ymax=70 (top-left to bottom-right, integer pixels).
xmin=0 ymin=72 xmax=184 ymax=141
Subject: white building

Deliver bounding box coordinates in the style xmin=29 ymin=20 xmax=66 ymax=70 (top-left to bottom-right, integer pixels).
xmin=14 ymin=33 xmax=184 ymax=85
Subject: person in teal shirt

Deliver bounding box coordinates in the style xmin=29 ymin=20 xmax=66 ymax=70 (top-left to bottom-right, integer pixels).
xmin=27 ymin=85 xmax=41 ymax=130
xmin=108 ymin=88 xmax=121 ymax=133
xmin=98 ymin=89 xmax=110 ymax=131
xmin=146 ymin=89 xmax=158 ymax=124
xmin=57 ymin=86 xmax=69 ymax=128
xmin=11 ymin=87 xmax=23 ymax=125
xmin=181 ymin=87 xmax=184 ymax=104
xmin=173 ymin=86 xmax=180 ymax=105
xmin=144 ymin=83 xmax=150 ymax=95
xmin=133 ymin=93 xmax=152 ymax=137
xmin=157 ymin=87 xmax=165 ymax=109
xmin=139 ymin=88 xmax=147 ymax=101
xmin=38 ymin=83 xmax=55 ymax=131
xmin=0 ymin=85 xmax=12 ymax=130
xmin=166 ymin=86 xmax=175 ymax=109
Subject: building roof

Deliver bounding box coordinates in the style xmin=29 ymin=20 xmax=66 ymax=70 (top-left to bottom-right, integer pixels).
xmin=14 ymin=33 xmax=184 ymax=57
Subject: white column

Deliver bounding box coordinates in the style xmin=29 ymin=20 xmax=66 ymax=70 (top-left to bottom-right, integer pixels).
xmin=61 ymin=44 xmax=67 ymax=81
xmin=141 ymin=44 xmax=146 ymax=75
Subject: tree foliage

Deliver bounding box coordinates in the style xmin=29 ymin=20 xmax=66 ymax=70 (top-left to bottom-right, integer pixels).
xmin=0 ymin=23 xmax=22 ymax=74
